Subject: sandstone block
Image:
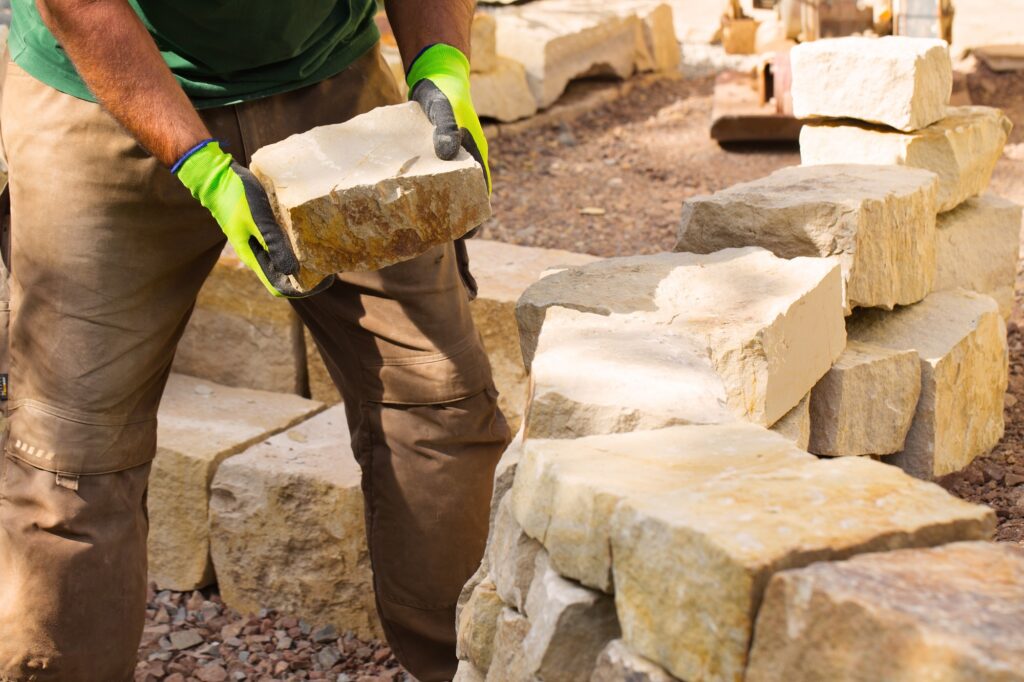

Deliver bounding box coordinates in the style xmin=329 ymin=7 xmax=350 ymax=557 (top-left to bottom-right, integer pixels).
xmin=511 ymin=424 xmax=814 ymax=591
xmin=592 ymin=640 xmax=677 ymax=682
xmin=471 ymin=13 xmax=498 ymax=73
xmin=791 ymin=36 xmax=952 ymax=132
xmin=150 ymin=375 xmax=323 ymax=591
xmin=381 ymin=44 xmax=407 ymax=95
xmin=747 ymin=541 xmax=1024 ymax=682
xmin=304 ymin=329 xmax=342 ymax=404
xmin=563 ymin=0 xmax=680 ymax=73
xmin=471 ymin=57 xmax=539 ymax=123
xmin=519 ymin=551 xmax=620 ymax=682
xmin=770 ymin=391 xmax=810 ymax=450
xmin=934 ymin=194 xmax=1022 ymax=318
xmin=494 ymin=3 xmax=638 ymax=108
xmin=467 ymin=240 xmax=598 ymax=431
xmin=486 ymin=608 xmax=533 ymax=682
xmin=455 ymin=661 xmax=486 ymax=682
xmin=677 ymin=165 xmax=939 ymax=311
xmin=491 ymin=427 xmax=525 ymax=525
xmin=517 ymin=249 xmax=845 ymax=431
xmin=849 ymin=289 xmax=1008 ymax=478
xmin=457 ymin=578 xmax=505 ymax=672
xmin=174 ymin=246 xmax=305 ymax=394
xmin=250 ymin=102 xmax=491 ymax=291
xmin=208 ymin=405 xmax=382 ymax=639
xmin=488 ymin=495 xmax=544 ymax=612
xmin=800 ymin=106 xmax=1013 ymax=212
xmin=808 ymin=341 xmax=922 ymax=457
xmin=611 ymin=456 xmax=996 ymax=682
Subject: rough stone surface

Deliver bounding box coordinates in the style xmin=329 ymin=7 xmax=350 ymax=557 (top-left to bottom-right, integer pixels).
xmin=566 ymin=0 xmax=681 ymax=73
xmin=150 ymin=375 xmax=323 ymax=591
xmin=517 ymin=249 xmax=845 ymax=432
xmin=457 ymin=578 xmax=505 ymax=672
xmin=471 ymin=57 xmax=539 ymax=123
xmin=488 ymin=495 xmax=543 ymax=612
xmin=800 ymin=106 xmax=1013 ymax=212
xmin=471 ymin=13 xmax=498 ymax=73
xmin=250 ymin=102 xmax=491 ymax=291
xmin=849 ymin=289 xmax=1009 ymax=478
xmin=770 ymin=391 xmax=810 ymax=450
xmin=592 ymin=640 xmax=677 ymax=682
xmin=467 ymin=239 xmax=598 ymax=431
xmin=934 ymin=194 xmax=1022 ymax=318
xmin=493 ymin=3 xmax=638 ymax=108
xmin=677 ymin=164 xmax=939 ymax=311
xmin=791 ymin=36 xmax=952 ymax=132
xmin=486 ymin=608 xmax=533 ymax=682
xmin=208 ymin=405 xmax=382 ymax=639
xmin=455 ymin=661 xmax=486 ymax=682
xmin=511 ymin=424 xmax=814 ymax=591
xmin=491 ymin=427 xmax=524 ymax=526
xmin=611 ymin=456 xmax=996 ymax=682
xmin=519 ymin=551 xmax=620 ymax=682
xmin=175 ymin=246 xmax=305 ymax=394
xmin=305 ymin=328 xmax=342 ymax=404
xmin=747 ymin=542 xmax=1024 ymax=682
xmin=808 ymin=341 xmax=922 ymax=457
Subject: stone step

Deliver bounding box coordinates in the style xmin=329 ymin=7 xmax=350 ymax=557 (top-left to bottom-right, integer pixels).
xmin=174 ymin=246 xmax=306 ymax=395
xmin=249 ymin=102 xmax=491 ymax=292
xmin=800 ymin=106 xmax=1013 ymax=212
xmin=747 ymin=541 xmax=1024 ymax=681
xmin=611 ymin=456 xmax=995 ymax=682
xmin=510 ymin=424 xmax=815 ymax=592
xmin=791 ymin=36 xmax=952 ymax=132
xmin=149 ymin=374 xmax=324 ymax=591
xmin=517 ymin=249 xmax=845 ymax=433
xmin=933 ymin=194 xmax=1022 ymax=319
xmin=493 ymin=1 xmax=638 ymax=108
xmin=676 ymin=164 xmax=939 ymax=312
xmin=808 ymin=340 xmax=922 ymax=457
xmin=848 ymin=289 xmax=1008 ymax=479
xmin=592 ymin=640 xmax=678 ymax=682
xmin=207 ymin=404 xmax=382 ymax=640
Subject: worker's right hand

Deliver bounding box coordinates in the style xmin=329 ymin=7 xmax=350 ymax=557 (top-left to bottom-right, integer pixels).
xmin=174 ymin=140 xmax=334 ymax=298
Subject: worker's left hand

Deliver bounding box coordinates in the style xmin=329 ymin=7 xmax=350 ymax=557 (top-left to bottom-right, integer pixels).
xmin=406 ymin=44 xmax=491 ymax=193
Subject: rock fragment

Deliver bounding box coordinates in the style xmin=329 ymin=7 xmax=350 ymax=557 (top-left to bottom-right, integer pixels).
xmin=800 ymin=106 xmax=1013 ymax=212
xmin=250 ymin=102 xmax=490 ymax=291
xmin=849 ymin=289 xmax=1008 ymax=478
xmin=471 ymin=13 xmax=498 ymax=73
xmin=485 ymin=608 xmax=533 ymax=682
xmin=933 ymin=194 xmax=1022 ymax=318
xmin=149 ymin=375 xmax=322 ymax=591
xmin=747 ymin=542 xmax=1024 ymax=682
xmin=791 ymin=36 xmax=952 ymax=132
xmin=208 ymin=405 xmax=382 ymax=639
xmin=457 ymin=579 xmax=505 ymax=672
xmin=677 ymin=164 xmax=939 ymax=311
xmin=455 ymin=661 xmax=486 ymax=682
xmin=592 ymin=639 xmax=677 ymax=682
xmin=611 ymin=456 xmax=995 ymax=681
xmin=808 ymin=341 xmax=922 ymax=457
xmin=488 ymin=496 xmax=544 ymax=612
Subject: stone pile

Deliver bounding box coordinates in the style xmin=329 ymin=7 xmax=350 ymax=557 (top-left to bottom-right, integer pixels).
xmin=456 ymin=35 xmax=1020 ymax=682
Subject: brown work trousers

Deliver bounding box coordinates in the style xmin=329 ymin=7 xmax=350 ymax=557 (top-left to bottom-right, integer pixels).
xmin=0 ymin=45 xmax=510 ymax=682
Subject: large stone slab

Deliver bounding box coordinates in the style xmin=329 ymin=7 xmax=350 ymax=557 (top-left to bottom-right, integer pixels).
xmin=493 ymin=3 xmax=638 ymax=108
xmin=848 ymin=289 xmax=1008 ymax=478
xmin=208 ymin=405 xmax=382 ymax=639
xmin=934 ymin=194 xmax=1022 ymax=318
xmin=150 ymin=375 xmax=323 ymax=591
xmin=592 ymin=640 xmax=677 ymax=682
xmin=800 ymin=106 xmax=1013 ymax=212
xmin=471 ymin=13 xmax=498 ymax=73
xmin=174 ymin=246 xmax=305 ymax=394
xmin=676 ymin=164 xmax=939 ymax=311
xmin=747 ymin=541 xmax=1024 ymax=682
xmin=511 ymin=424 xmax=814 ymax=592
xmin=564 ymin=0 xmax=681 ymax=73
xmin=250 ymin=102 xmax=491 ymax=291
xmin=471 ymin=57 xmax=539 ymax=123
xmin=518 ymin=249 xmax=845 ymax=432
xmin=611 ymin=456 xmax=996 ymax=682
xmin=808 ymin=341 xmax=922 ymax=457
xmin=467 ymin=240 xmax=598 ymax=431
xmin=791 ymin=36 xmax=952 ymax=132
xmin=457 ymin=578 xmax=505 ymax=672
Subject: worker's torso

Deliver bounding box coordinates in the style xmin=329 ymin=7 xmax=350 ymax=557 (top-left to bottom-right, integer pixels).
xmin=8 ymin=0 xmax=380 ymax=108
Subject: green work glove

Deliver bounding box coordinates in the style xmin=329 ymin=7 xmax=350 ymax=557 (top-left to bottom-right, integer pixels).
xmin=406 ymin=43 xmax=491 ymax=193
xmin=174 ymin=140 xmax=334 ymax=298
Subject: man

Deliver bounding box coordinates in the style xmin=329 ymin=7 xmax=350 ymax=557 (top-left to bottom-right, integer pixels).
xmin=0 ymin=1 xmax=511 ymax=680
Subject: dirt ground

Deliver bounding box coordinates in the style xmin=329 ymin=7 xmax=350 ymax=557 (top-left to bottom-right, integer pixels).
xmin=138 ymin=57 xmax=1024 ymax=681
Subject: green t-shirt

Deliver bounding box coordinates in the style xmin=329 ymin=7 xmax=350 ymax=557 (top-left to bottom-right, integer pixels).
xmin=8 ymin=0 xmax=380 ymax=108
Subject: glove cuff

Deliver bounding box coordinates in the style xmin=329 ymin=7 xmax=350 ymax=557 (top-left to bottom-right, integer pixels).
xmin=406 ymin=43 xmax=470 ymax=91
xmin=174 ymin=140 xmax=233 ymax=207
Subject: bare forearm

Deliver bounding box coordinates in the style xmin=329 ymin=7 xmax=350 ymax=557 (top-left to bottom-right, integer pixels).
xmin=37 ymin=0 xmax=209 ymax=166
xmin=385 ymin=0 xmax=475 ymax=71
